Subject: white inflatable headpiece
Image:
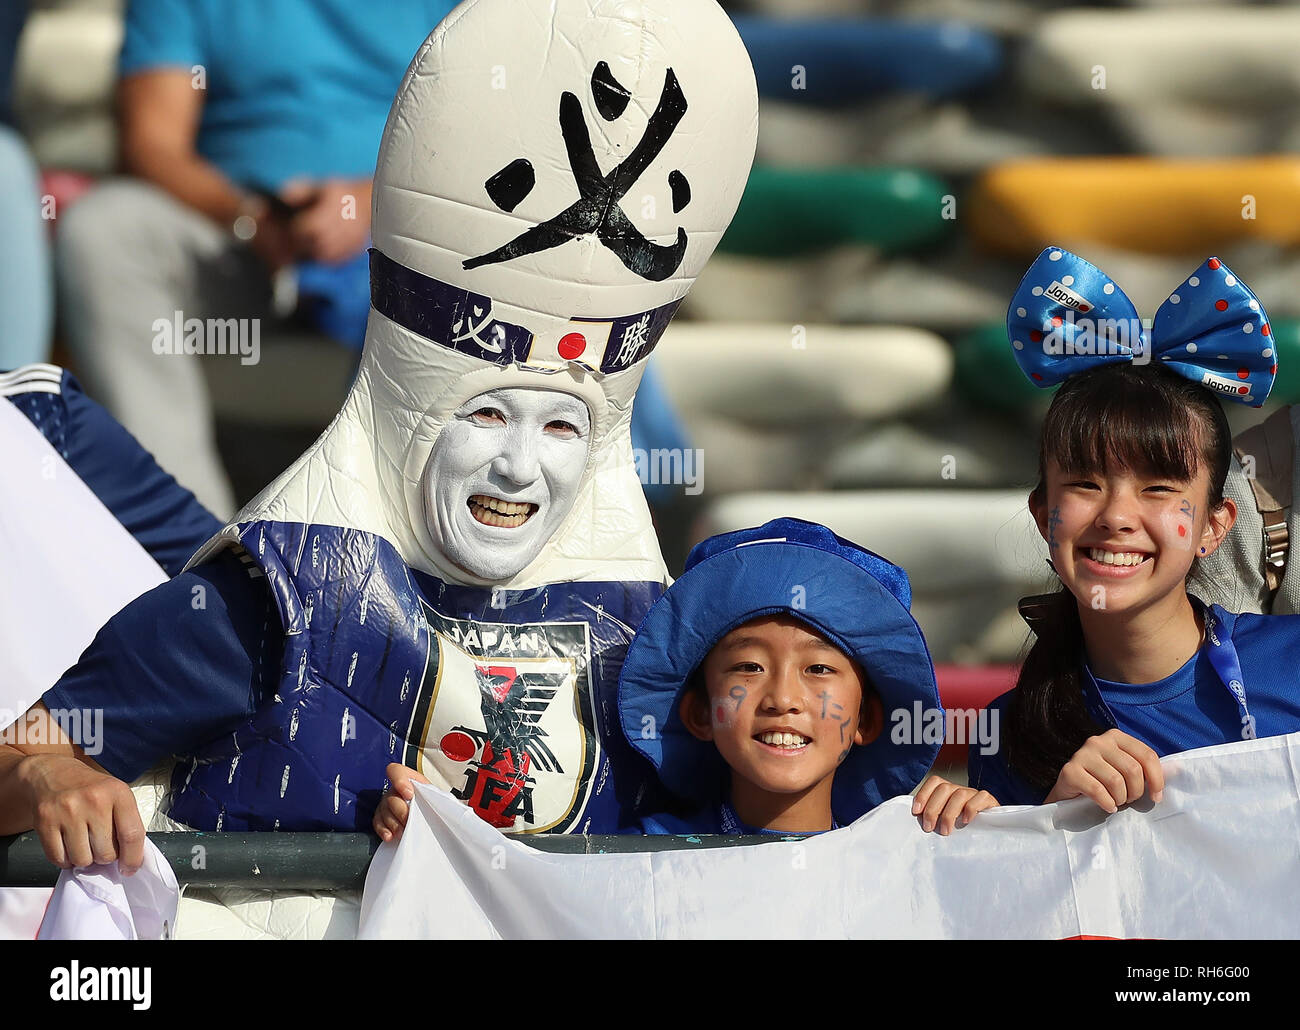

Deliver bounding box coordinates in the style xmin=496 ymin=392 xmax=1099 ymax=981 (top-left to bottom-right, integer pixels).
xmin=208 ymin=0 xmax=759 ymax=588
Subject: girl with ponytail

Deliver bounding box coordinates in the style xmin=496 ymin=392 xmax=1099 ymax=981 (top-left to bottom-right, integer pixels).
xmin=918 ymin=247 xmax=1300 ymax=830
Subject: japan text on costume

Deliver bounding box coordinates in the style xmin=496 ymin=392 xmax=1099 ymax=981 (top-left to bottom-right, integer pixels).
xmin=160 ymin=0 xmax=758 ymax=835
xmin=618 ymin=518 xmax=943 ymax=834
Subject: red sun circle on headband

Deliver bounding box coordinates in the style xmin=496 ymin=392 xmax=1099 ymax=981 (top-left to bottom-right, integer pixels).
xmin=1238 ymin=386 xmax=1249 ymax=395
xmin=557 ymin=332 xmax=587 ymax=360
xmin=439 ymin=731 xmax=476 ymax=763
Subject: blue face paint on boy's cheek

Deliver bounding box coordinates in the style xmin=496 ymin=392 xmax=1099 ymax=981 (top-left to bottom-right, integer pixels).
xmin=712 ymin=684 xmax=747 ymax=725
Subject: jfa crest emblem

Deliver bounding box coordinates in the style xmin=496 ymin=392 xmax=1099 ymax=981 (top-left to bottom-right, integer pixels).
xmin=404 ymin=606 xmax=597 ymax=833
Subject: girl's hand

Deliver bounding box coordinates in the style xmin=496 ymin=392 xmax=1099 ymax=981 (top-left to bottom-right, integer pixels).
xmin=373 ymin=762 xmax=431 ymax=843
xmin=1045 ymin=728 xmax=1165 ymax=813
xmin=912 ymin=774 xmax=1000 ymax=835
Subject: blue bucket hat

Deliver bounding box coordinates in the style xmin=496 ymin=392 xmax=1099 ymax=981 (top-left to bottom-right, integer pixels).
xmin=618 ymin=517 xmax=941 ymax=824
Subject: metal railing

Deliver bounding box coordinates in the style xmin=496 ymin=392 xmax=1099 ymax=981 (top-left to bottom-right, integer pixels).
xmin=0 ymin=831 xmax=804 ymax=889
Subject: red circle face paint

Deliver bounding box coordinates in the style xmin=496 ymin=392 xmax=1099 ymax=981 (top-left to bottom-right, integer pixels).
xmin=1178 ymin=524 xmax=1187 ymax=537
xmin=440 ymin=731 xmax=477 ymax=762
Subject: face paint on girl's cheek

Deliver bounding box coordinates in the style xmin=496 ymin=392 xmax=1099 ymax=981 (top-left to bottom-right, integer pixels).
xmin=1047 ymin=506 xmax=1063 ymax=551
xmin=1163 ymin=503 xmax=1197 ymax=551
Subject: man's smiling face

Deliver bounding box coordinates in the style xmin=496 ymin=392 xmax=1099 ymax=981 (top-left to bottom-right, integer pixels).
xmin=422 ymin=387 xmax=592 ymax=581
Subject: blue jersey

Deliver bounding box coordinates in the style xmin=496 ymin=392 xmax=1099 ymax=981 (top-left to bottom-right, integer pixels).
xmin=969 ymin=603 xmax=1300 ymax=805
xmin=637 ymin=800 xmax=838 ymax=836
xmin=46 ymin=519 xmax=669 ymax=834
xmin=4 ymin=366 xmax=220 ymax=576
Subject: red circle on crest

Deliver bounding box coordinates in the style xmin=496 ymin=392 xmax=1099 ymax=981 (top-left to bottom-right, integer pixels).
xmin=440 ymin=731 xmax=476 ymax=763
xmin=557 ymin=332 xmax=587 ymax=360
xmin=1215 ymin=300 xmax=1229 ymax=312
xmin=1208 ymin=258 xmax=1222 ymax=270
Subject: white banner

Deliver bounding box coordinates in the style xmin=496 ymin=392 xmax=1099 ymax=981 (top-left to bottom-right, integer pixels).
xmin=359 ymin=731 xmax=1300 ymax=939
xmin=0 ymin=397 xmax=166 ymax=728
xmin=0 ymin=394 xmax=168 ymax=940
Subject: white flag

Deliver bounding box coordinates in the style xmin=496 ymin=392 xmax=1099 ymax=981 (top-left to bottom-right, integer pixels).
xmin=360 ymin=731 xmax=1300 ymax=939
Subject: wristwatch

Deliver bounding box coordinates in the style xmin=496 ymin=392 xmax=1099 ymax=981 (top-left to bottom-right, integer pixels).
xmin=232 ymin=195 xmax=263 ymax=242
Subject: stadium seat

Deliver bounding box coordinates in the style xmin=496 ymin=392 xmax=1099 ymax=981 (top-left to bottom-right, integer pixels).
xmin=969 ymin=157 xmax=1300 ymax=257
xmin=721 ymin=165 xmax=953 ymax=257
xmin=696 ymin=489 xmax=1047 ymax=663
xmin=651 ymin=322 xmax=953 ymax=494
xmin=731 ymin=16 xmax=1001 ymax=107
xmin=1020 ymin=9 xmax=1300 ymax=156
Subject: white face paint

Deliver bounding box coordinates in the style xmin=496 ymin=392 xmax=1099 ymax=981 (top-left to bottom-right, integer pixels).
xmin=422 ymin=388 xmax=592 ymax=582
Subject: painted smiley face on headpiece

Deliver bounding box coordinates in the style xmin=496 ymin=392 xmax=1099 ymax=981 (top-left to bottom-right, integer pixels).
xmin=421 ymin=388 xmax=592 ymax=582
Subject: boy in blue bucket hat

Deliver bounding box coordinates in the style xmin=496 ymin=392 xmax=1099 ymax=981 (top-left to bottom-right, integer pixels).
xmin=618 ymin=517 xmax=947 ymax=835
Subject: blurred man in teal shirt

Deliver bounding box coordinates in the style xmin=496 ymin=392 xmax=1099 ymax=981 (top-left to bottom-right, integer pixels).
xmin=56 ymin=0 xmax=457 ymax=516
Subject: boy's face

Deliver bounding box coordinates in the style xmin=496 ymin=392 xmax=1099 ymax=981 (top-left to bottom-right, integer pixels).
xmin=680 ymin=614 xmax=883 ymax=806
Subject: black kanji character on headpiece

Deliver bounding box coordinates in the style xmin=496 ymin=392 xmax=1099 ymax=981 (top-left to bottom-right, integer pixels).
xmin=464 ymin=61 xmax=691 ymax=282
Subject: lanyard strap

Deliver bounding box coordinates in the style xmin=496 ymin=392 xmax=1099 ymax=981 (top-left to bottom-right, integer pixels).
xmin=1081 ymin=602 xmax=1255 ymax=739
xmin=1201 ymin=607 xmax=1255 ymax=739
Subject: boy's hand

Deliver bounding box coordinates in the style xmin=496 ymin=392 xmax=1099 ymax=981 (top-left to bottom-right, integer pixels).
xmin=912 ymin=774 xmax=999 ymax=835
xmin=16 ymin=753 xmax=145 ymax=874
xmin=373 ymin=762 xmax=431 ymax=843
xmin=1045 ymin=728 xmax=1165 ymax=813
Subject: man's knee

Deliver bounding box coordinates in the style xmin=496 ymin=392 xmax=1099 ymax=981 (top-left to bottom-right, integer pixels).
xmin=56 ymin=178 xmax=202 ymax=274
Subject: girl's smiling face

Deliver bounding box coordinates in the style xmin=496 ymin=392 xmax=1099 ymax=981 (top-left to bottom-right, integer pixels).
xmin=1031 ymin=457 xmax=1237 ymax=616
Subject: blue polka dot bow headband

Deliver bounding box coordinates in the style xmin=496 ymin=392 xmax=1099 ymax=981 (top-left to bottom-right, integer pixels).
xmin=1007 ymin=246 xmax=1276 ymax=407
